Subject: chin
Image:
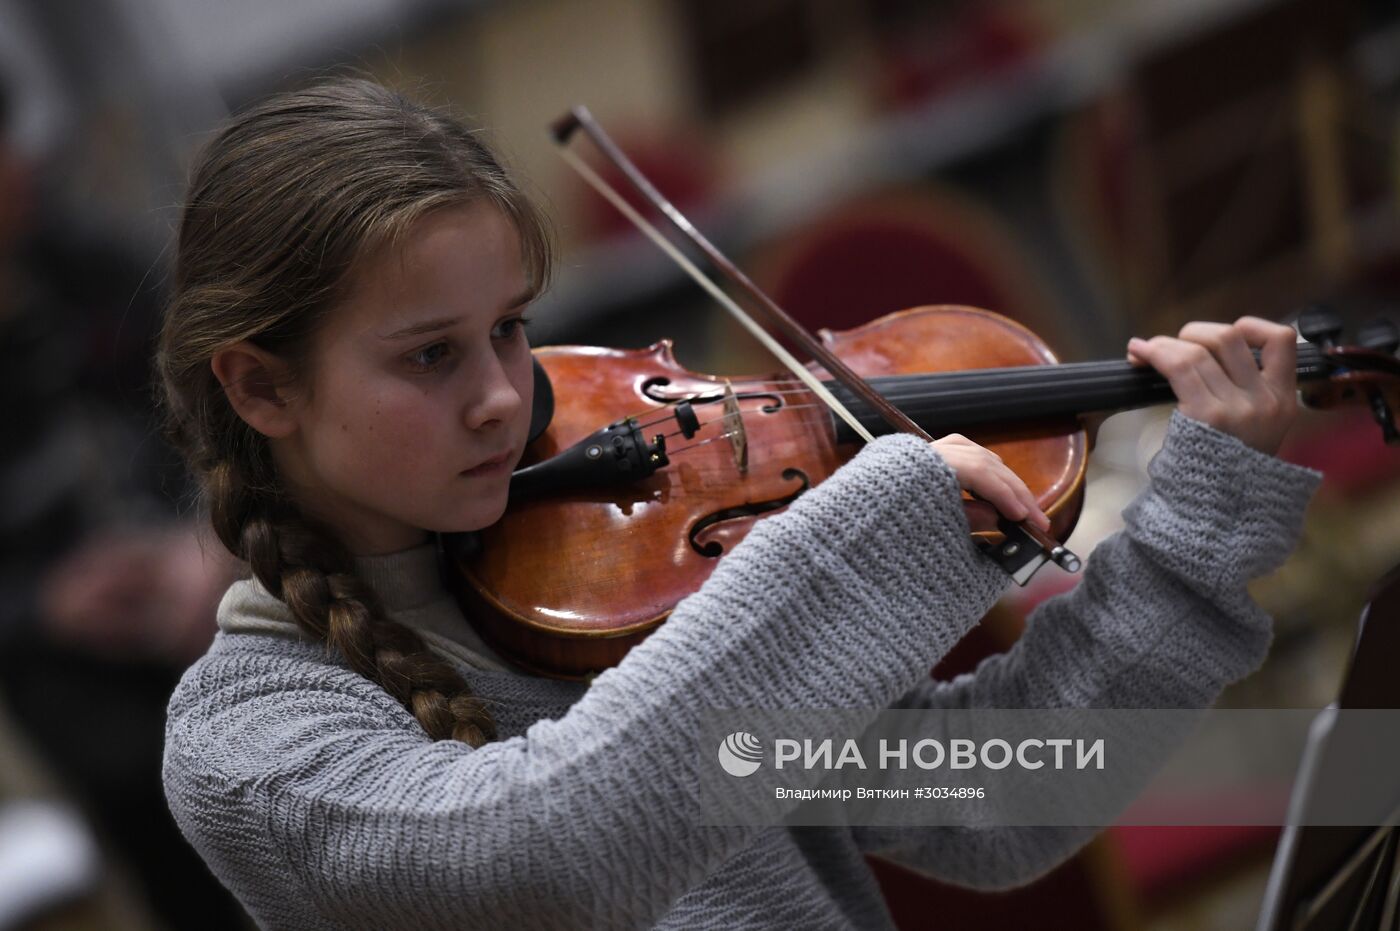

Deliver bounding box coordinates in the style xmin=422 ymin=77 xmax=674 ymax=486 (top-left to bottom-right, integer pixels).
xmin=436 ymin=497 xmax=511 ymax=535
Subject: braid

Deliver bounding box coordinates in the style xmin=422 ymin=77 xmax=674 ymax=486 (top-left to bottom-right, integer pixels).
xmin=157 ymin=78 xmax=548 ymax=748
xmin=208 ymin=455 xmax=497 ymax=746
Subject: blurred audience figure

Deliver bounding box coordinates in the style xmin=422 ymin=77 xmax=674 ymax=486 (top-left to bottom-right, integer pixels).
xmin=0 ymin=74 xmax=249 ymax=929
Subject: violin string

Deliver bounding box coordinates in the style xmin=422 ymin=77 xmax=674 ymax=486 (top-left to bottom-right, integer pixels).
xmin=631 ymin=370 xmax=1161 ymax=438
xmin=626 ymin=362 xmax=1162 ymax=425
xmin=753 ymin=369 xmax=1156 ymax=400
xmin=625 ymin=399 xmax=833 ymax=439
xmin=608 ymin=338 xmax=1327 ymax=438
xmin=662 ymin=404 xmax=841 ymax=461
xmin=625 ymin=394 xmax=818 ymax=432
xmin=627 ymin=405 xmax=733 ymax=434
xmin=622 ymin=343 xmax=1324 ymax=437
xmin=666 ymin=431 xmax=740 ymax=457
xmin=610 ymin=359 xmax=1215 ymax=455
xmin=587 ymin=402 xmax=832 ymax=467
xmin=671 ymin=344 xmax=1325 ymax=405
xmin=622 ymin=386 xmax=815 ymax=427
xmin=630 ymin=369 xmax=1128 ymax=417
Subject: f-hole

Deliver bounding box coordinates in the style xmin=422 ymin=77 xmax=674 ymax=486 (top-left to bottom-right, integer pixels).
xmin=642 ymin=377 xmax=787 ymax=414
xmin=688 ymin=469 xmax=811 ymax=557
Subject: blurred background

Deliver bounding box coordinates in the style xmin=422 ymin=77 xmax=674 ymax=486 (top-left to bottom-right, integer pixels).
xmin=2 ymin=0 xmax=1399 ymax=928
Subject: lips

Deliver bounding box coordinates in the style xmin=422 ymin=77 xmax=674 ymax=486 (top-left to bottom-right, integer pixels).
xmin=462 ymin=450 xmax=513 ymax=474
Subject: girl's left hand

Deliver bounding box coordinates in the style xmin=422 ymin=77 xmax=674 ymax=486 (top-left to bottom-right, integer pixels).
xmin=1126 ymin=316 xmax=1300 ymax=456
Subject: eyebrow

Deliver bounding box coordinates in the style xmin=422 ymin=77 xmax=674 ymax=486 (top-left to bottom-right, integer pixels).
xmin=378 ymin=287 xmax=538 ymax=341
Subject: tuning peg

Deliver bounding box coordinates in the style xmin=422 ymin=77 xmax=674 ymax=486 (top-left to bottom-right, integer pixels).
xmin=1298 ymin=303 xmax=1345 ymax=349
xmin=1358 ymin=316 xmax=1399 ymax=355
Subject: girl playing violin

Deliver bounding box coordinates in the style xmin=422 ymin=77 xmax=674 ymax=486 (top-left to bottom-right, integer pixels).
xmin=160 ymin=79 xmax=1321 ymax=930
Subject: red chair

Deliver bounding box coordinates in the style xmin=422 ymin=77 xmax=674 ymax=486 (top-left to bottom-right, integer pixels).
xmin=749 ymin=187 xmax=1063 ymax=341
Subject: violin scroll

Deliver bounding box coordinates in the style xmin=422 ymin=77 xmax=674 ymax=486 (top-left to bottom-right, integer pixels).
xmin=1296 ymin=307 xmax=1400 ymax=444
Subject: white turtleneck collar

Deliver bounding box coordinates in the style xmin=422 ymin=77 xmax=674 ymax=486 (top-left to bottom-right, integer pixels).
xmin=215 ymin=540 xmax=516 ymax=674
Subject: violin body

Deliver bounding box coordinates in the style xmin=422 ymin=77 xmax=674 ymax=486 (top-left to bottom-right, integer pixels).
xmin=449 ymin=305 xmax=1087 ymax=679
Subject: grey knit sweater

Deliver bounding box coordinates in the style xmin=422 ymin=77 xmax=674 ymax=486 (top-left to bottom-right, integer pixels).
xmin=162 ymin=411 xmax=1321 ymax=930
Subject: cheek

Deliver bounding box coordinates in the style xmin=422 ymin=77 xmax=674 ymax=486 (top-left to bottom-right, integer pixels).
xmin=314 ymin=377 xmax=454 ymax=483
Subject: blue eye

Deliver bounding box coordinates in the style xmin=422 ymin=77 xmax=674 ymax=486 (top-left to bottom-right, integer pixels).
xmin=406 ymin=341 xmax=451 ymax=372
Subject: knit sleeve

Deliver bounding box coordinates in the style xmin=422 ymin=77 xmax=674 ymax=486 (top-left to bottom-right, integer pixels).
xmin=163 ymin=432 xmax=1011 ymax=930
xmin=851 ymin=409 xmax=1323 ymax=889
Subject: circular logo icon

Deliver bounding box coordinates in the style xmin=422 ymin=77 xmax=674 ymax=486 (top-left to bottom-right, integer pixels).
xmin=717 ymin=731 xmax=763 ymax=777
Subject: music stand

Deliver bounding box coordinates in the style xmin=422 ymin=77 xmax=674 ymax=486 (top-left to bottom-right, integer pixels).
xmin=1257 ymin=563 xmax=1400 ymax=931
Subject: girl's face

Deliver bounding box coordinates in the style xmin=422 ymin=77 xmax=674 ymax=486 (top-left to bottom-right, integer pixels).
xmin=272 ymin=202 xmax=536 ymax=555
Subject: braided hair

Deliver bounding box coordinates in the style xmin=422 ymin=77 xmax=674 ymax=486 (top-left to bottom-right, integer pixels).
xmin=156 ymin=78 xmax=552 ymax=745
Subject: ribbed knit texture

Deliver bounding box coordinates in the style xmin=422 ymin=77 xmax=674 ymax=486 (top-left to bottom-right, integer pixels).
xmin=163 ymin=411 xmax=1321 ymax=929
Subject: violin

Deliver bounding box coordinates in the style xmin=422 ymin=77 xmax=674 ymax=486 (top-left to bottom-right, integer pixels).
xmin=444 ymin=111 xmax=1400 ymax=681
xmin=445 ymin=303 xmax=1399 ymax=679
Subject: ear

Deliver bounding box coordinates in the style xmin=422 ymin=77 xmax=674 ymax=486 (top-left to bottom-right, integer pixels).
xmin=210 ymin=341 xmax=300 ymax=438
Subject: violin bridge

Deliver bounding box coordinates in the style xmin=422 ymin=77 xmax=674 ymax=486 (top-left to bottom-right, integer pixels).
xmin=722 ymin=379 xmax=749 ymax=474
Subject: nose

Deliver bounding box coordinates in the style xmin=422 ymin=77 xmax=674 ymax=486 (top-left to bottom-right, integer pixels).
xmin=462 ymin=346 xmax=525 ymax=431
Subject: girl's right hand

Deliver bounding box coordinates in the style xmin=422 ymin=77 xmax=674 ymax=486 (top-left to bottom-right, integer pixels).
xmin=929 ymin=433 xmax=1051 ymax=530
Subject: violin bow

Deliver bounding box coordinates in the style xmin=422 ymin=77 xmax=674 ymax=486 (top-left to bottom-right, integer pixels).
xmin=550 ymin=106 xmax=1080 ymax=585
